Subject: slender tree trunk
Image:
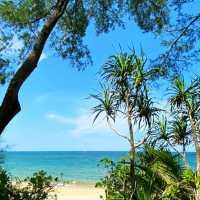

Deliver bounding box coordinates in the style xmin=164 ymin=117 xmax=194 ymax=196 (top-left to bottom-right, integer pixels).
xmin=126 ymin=96 xmax=135 ymax=199
xmin=0 ymin=0 xmax=69 ymax=135
xmin=189 ymin=114 xmax=200 ymax=200
xmin=130 ymin=141 xmax=135 ymax=196
xmin=195 ymin=142 xmax=200 ymax=200
xmin=195 ymin=143 xmax=200 ymax=173
xmin=129 ymin=122 xmax=135 ymax=199
xmin=182 ymin=141 xmax=189 ymax=167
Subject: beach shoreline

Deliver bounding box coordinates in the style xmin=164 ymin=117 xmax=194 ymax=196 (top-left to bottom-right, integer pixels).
xmin=51 ymin=182 xmax=105 ymax=200
xmin=12 ymin=181 xmax=105 ymax=200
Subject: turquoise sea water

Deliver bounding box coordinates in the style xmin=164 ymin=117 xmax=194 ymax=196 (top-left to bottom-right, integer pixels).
xmin=0 ymin=151 xmax=196 ymax=182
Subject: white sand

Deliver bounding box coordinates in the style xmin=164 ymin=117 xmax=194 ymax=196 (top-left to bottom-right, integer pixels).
xmin=51 ymin=183 xmax=105 ymax=200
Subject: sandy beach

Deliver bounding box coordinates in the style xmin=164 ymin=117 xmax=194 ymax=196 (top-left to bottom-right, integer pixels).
xmin=51 ymin=183 xmax=105 ymax=200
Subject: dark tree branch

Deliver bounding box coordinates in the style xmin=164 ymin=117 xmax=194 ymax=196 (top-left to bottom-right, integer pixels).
xmin=0 ymin=0 xmax=69 ymax=134
xmin=164 ymin=13 xmax=200 ymax=61
xmin=169 ymin=14 xmax=200 ymax=52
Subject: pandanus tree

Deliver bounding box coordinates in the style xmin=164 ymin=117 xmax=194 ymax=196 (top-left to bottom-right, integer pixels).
xmin=148 ymin=116 xmax=171 ymax=148
xmin=169 ymin=76 xmax=200 ymax=199
xmin=149 ymin=114 xmax=191 ymax=166
xmin=169 ymin=114 xmax=191 ymax=166
xmin=91 ymin=51 xmax=161 ymax=199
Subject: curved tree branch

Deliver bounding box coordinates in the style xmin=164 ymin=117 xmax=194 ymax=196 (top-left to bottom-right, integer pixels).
xmin=135 ymin=133 xmax=149 ymax=148
xmin=107 ymin=120 xmax=131 ymax=144
xmin=0 ymin=0 xmax=69 ymax=134
xmin=165 ymin=13 xmax=200 ymax=60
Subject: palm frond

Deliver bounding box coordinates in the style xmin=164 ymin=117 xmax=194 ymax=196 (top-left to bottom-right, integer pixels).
xmin=90 ymin=87 xmax=117 ymax=123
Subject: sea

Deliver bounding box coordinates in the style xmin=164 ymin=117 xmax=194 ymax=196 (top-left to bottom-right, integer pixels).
xmin=0 ymin=151 xmax=196 ymax=183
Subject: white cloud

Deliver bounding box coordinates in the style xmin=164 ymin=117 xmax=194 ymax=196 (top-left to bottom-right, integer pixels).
xmin=45 ymin=110 xmax=147 ymax=143
xmin=46 ymin=113 xmax=74 ymax=124
xmin=46 ymin=110 xmax=130 ymax=138
xmin=45 ymin=99 xmax=169 ymax=142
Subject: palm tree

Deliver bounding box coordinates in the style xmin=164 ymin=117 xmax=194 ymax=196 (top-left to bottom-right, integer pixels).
xmin=141 ymin=147 xmax=195 ymax=199
xmin=169 ymin=76 xmax=200 ymax=199
xmin=91 ymin=50 xmax=162 ymax=199
xmin=148 ymin=116 xmax=171 ymax=148
xmin=148 ymin=113 xmax=191 ymax=167
xmin=137 ymin=146 xmax=189 ymax=200
xmin=170 ymin=114 xmax=191 ymax=166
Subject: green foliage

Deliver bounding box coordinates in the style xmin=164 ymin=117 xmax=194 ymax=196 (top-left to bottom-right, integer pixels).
xmin=0 ymin=0 xmax=127 ymax=76
xmin=0 ymin=0 xmax=199 ymax=82
xmin=0 ymin=168 xmax=12 ymax=200
xmin=91 ymin=50 xmax=163 ymax=127
xmin=0 ymin=168 xmax=57 ymax=200
xmin=152 ymin=1 xmax=200 ymax=72
xmin=129 ymin=0 xmax=169 ymax=33
xmin=96 ymin=157 xmax=131 ymax=200
xmin=170 ymin=115 xmax=191 ymax=147
xmin=169 ymin=76 xmax=200 ymax=133
xmin=91 ymin=87 xmax=116 ymax=123
xmin=97 ymin=146 xmax=195 ymax=200
xmin=0 ymin=0 xmax=176 ymax=84
xmin=0 ymin=58 xmax=10 ymax=84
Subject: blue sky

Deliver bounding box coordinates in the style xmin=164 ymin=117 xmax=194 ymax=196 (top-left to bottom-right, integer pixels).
xmin=0 ymin=19 xmax=199 ymax=151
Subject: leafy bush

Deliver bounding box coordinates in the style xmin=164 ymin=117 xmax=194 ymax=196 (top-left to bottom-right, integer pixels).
xmin=96 ymin=146 xmax=196 ymax=200
xmin=96 ymin=157 xmax=131 ymax=200
xmin=0 ymin=169 xmax=57 ymax=200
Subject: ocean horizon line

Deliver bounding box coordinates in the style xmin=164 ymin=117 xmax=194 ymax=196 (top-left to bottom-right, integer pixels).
xmin=3 ymin=150 xmax=196 ymax=153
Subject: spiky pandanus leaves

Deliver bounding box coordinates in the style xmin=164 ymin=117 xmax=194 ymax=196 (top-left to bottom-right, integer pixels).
xmin=134 ymin=94 xmax=161 ymax=128
xmin=101 ymin=51 xmax=163 ymax=105
xmin=90 ymin=88 xmax=117 ymax=123
xmin=101 ymin=53 xmax=136 ymax=105
xmin=170 ymin=115 xmax=191 ymax=147
xmin=168 ymin=76 xmax=200 ymax=149
xmin=168 ymin=76 xmax=200 ymax=146
xmin=169 ymin=77 xmax=200 ymax=111
xmin=149 ymin=116 xmax=171 ymax=147
xmin=98 ymin=146 xmax=195 ymax=200
xmin=101 ymin=53 xmax=135 ymax=85
xmin=138 ymin=146 xmax=195 ymax=200
xmin=169 ymin=77 xmax=187 ymax=109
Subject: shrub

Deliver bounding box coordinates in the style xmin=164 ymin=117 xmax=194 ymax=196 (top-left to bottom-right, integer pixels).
xmin=96 ymin=146 xmax=196 ymax=200
xmin=0 ymin=168 xmax=58 ymax=200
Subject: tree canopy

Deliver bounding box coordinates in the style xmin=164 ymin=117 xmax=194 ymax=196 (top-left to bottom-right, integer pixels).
xmin=0 ymin=0 xmax=199 ymax=134
xmin=0 ymin=0 xmax=171 ymax=82
xmin=0 ymin=0 xmax=173 ymax=134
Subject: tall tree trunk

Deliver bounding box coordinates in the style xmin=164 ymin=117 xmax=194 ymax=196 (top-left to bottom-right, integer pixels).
xmin=195 ymin=143 xmax=200 ymax=174
xmin=130 ymin=141 xmax=135 ymax=199
xmin=189 ymin=114 xmax=200 ymax=200
xmin=0 ymin=0 xmax=69 ymax=135
xmin=126 ymin=96 xmax=135 ymax=199
xmin=195 ymin=142 xmax=200 ymax=200
xmin=182 ymin=141 xmax=189 ymax=167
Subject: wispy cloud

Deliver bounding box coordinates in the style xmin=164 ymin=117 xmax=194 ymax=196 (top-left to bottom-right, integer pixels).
xmin=46 ymin=110 xmax=132 ymax=139
xmin=46 ymin=113 xmax=74 ymax=124
xmin=45 ymin=100 xmax=167 ymax=142
xmin=35 ymin=93 xmax=52 ymax=104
